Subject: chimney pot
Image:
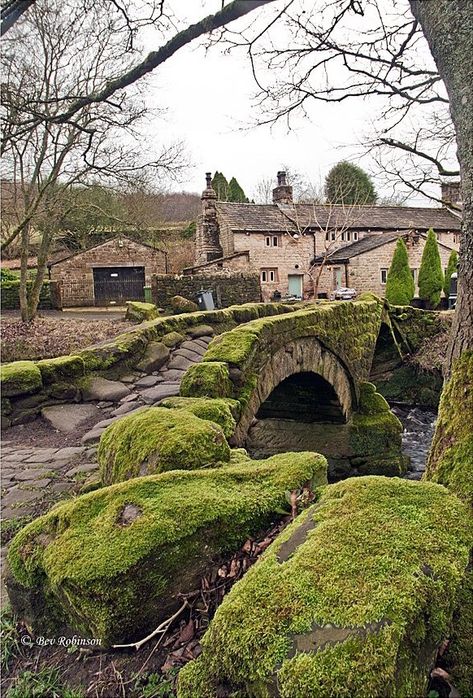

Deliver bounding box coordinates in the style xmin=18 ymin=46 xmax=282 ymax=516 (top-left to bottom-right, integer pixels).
xmin=277 ymin=171 xmax=287 ymax=186
xmin=273 ymin=171 xmax=293 ymax=205
xmin=205 ymin=172 xmax=212 ymax=188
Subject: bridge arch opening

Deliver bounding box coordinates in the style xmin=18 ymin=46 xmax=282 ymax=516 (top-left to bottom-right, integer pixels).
xmin=256 ymin=371 xmax=346 ymax=424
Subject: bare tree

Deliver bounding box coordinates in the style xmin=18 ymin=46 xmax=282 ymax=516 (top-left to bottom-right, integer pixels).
xmin=1 ymin=0 xmax=186 ymax=321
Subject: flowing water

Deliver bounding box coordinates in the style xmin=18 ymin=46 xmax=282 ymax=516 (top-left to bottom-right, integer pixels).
xmin=392 ymin=406 xmax=438 ymax=480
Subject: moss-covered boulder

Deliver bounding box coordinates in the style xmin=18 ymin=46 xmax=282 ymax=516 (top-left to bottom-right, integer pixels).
xmin=6 ymin=452 xmax=328 ymax=646
xmin=161 ymin=331 xmax=185 ymax=348
xmin=171 ymin=295 xmax=199 ymax=314
xmin=0 ymin=361 xmax=42 ymax=397
xmin=135 ymin=341 xmax=169 ymax=373
xmin=36 ymin=355 xmax=85 ymax=385
xmin=160 ymin=396 xmax=239 ymax=438
xmin=178 ymin=477 xmax=472 ymax=698
xmin=79 ymin=329 xmax=150 ymax=372
xmin=98 ymin=407 xmax=231 ymax=485
xmin=180 ymin=361 xmax=233 ymax=398
xmin=126 ymin=301 xmax=160 ymax=322
xmin=424 ymin=352 xmax=473 ymax=506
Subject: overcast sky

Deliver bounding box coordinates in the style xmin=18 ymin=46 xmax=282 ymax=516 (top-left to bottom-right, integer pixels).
xmin=140 ymin=0 xmax=443 ymax=204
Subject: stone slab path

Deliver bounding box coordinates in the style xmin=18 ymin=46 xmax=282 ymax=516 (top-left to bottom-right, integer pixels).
xmin=0 ymin=327 xmax=214 ymax=605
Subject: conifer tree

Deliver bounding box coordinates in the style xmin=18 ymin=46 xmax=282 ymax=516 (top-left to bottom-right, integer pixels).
xmin=418 ymin=228 xmax=444 ymax=308
xmin=228 ymin=176 xmax=248 ymax=203
xmin=443 ymin=249 xmax=458 ymax=297
xmin=211 ymin=171 xmax=229 ymax=200
xmin=325 ymin=161 xmax=377 ymax=205
xmin=385 ymin=237 xmax=415 ymax=306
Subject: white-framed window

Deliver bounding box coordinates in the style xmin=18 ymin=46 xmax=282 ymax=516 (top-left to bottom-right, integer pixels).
xmin=341 ymin=232 xmax=346 ymax=242
xmin=330 ymin=231 xmax=336 ymax=241
xmin=353 ymin=231 xmax=359 ymax=241
xmin=380 ymin=268 xmax=388 ymax=284
xmin=347 ymin=231 xmax=351 ymax=242
xmin=265 ymin=235 xmax=279 ymax=247
xmin=261 ymin=268 xmax=278 ymax=283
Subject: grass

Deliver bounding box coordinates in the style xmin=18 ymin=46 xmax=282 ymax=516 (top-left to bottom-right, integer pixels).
xmin=1 ymin=606 xmax=21 ymax=672
xmin=5 ymin=669 xmax=84 ymax=698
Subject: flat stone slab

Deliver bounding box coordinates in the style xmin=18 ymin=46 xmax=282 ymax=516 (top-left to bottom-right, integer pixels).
xmin=188 ymin=325 xmax=214 ymax=338
xmin=82 ymin=377 xmax=131 ymax=402
xmin=81 ymin=429 xmax=104 ymax=445
xmin=66 ymin=463 xmax=99 ymax=477
xmin=167 ymin=355 xmax=194 ymax=371
xmin=111 ymin=401 xmax=141 ymax=417
xmin=174 ymin=347 xmax=204 ymax=362
xmin=180 ymin=340 xmax=207 ymax=354
xmin=135 ymin=375 xmax=159 ymax=388
xmin=158 ymin=369 xmax=186 ymax=382
xmin=2 ymin=487 xmax=43 ymax=508
xmin=52 ymin=447 xmax=85 ymax=459
xmin=140 ymin=383 xmax=181 ymax=405
xmin=41 ymin=404 xmax=101 ymax=434
xmin=14 ymin=469 xmax=53 ymax=482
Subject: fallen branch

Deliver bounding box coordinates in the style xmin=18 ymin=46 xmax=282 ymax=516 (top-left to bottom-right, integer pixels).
xmin=112 ymin=601 xmax=188 ymax=651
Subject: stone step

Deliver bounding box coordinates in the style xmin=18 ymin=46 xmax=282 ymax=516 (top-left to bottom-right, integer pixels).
xmin=140 ymin=383 xmax=181 ymax=405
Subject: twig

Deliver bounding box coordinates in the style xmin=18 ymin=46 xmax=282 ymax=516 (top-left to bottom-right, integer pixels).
xmin=112 ymin=601 xmax=188 ymax=651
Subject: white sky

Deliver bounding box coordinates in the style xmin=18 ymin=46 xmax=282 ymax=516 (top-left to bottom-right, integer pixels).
xmin=139 ymin=0 xmax=443 ymax=203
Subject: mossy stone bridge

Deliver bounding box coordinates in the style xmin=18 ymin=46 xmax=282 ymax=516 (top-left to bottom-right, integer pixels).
xmin=180 ymin=295 xmax=405 ymax=477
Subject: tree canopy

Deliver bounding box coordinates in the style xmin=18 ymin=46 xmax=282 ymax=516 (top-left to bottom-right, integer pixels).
xmin=418 ymin=229 xmax=444 ymax=308
xmin=444 ymin=249 xmax=459 ymax=298
xmin=211 ymin=172 xmax=248 ymax=202
xmin=385 ymin=238 xmax=415 ymax=306
xmin=325 ymin=162 xmax=377 ymax=205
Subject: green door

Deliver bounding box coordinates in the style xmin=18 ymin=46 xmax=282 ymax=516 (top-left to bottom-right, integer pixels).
xmin=288 ymin=274 xmax=303 ymax=298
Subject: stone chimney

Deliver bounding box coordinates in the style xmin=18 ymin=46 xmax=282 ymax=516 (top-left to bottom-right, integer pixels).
xmin=441 ymin=181 xmax=462 ymax=208
xmin=196 ymin=173 xmax=223 ymax=264
xmin=272 ymin=171 xmax=293 ymax=205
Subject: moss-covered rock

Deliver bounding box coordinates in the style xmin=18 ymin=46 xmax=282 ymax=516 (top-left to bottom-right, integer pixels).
xmin=447 ymin=564 xmax=473 ymax=697
xmin=98 ymin=407 xmax=231 ymax=485
xmin=0 ymin=361 xmax=42 ymax=397
xmin=79 ymin=329 xmax=150 ymax=372
xmin=161 ymin=331 xmax=185 ymax=348
xmin=171 ymin=295 xmax=199 ymax=314
xmin=135 ymin=341 xmax=169 ymax=373
xmin=424 ymin=352 xmax=473 ymax=506
xmin=180 ymin=362 xmax=233 ymax=398
xmin=178 ymin=477 xmax=472 ymax=698
xmin=350 ymin=382 xmax=406 ymax=476
xmin=160 ymin=396 xmax=239 ymax=438
xmin=125 ymin=301 xmax=160 ymax=322
xmin=37 ymin=355 xmax=85 ymax=385
xmin=6 ymin=451 xmax=328 ymax=646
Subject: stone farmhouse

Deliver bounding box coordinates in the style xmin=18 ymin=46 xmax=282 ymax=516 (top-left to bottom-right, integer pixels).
xmin=191 ymin=172 xmax=461 ymax=301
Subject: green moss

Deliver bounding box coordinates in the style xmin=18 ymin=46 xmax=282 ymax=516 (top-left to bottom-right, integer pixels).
xmin=125 ymin=301 xmax=159 ymax=322
xmin=98 ymin=406 xmax=231 ymax=485
xmin=7 ymin=451 xmax=328 ymax=646
xmin=36 ymin=355 xmax=85 ymax=385
xmin=160 ymin=396 xmax=239 ymax=438
xmin=448 ymin=565 xmax=473 ymax=696
xmin=0 ymin=361 xmax=42 ymax=397
xmin=424 ymin=352 xmax=473 ymax=505
xmin=204 ymin=328 xmax=260 ymax=365
xmin=180 ymin=362 xmax=233 ymax=398
xmin=178 ymin=477 xmax=472 ymax=698
xmin=160 ymin=331 xmax=185 ymax=348
xmin=375 ymin=365 xmax=443 ymax=409
xmin=79 ymin=329 xmax=149 ymax=372
xmin=357 ymin=381 xmax=391 ymax=415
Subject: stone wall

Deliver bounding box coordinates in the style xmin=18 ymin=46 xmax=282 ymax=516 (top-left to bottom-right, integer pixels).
xmin=317 ymin=234 xmax=456 ymax=298
xmin=0 ymin=280 xmax=54 ymax=310
xmin=152 ymin=271 xmax=261 ymax=310
xmin=50 ymin=238 xmax=166 ymax=307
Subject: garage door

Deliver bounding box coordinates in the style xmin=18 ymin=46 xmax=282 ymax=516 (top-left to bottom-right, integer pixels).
xmin=93 ymin=267 xmax=145 ymax=306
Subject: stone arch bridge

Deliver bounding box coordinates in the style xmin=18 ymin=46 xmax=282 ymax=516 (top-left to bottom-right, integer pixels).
xmin=180 ymin=295 xmax=406 ymax=478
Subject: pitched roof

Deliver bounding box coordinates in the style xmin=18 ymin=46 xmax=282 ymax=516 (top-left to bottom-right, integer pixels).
xmin=48 ymin=235 xmax=166 ymax=267
xmin=312 ymin=230 xmax=456 ymax=265
xmin=215 ymin=201 xmax=461 ymax=233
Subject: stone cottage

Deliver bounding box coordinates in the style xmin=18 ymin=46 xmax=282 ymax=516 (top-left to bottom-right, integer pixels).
xmin=48 ymin=236 xmax=167 ymax=307
xmin=193 ymin=173 xmax=461 ymax=300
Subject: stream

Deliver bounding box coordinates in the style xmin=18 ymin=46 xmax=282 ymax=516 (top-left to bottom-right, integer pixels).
xmin=393 ymin=405 xmax=438 ymax=480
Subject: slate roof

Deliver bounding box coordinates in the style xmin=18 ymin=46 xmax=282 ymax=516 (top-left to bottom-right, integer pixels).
xmin=311 ymin=230 xmax=457 ymax=265
xmin=216 ymin=201 xmax=461 ymax=233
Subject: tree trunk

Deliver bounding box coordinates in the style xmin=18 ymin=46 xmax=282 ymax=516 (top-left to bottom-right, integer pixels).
xmin=409 ymin=0 xmax=473 ymax=375
xmin=27 ymin=225 xmax=54 ymax=321
xmin=19 ymin=223 xmax=30 ymax=322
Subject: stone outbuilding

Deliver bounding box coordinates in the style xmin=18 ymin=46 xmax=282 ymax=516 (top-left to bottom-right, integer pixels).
xmin=193 ymin=173 xmax=461 ymax=300
xmin=48 ymin=236 xmax=167 ymax=307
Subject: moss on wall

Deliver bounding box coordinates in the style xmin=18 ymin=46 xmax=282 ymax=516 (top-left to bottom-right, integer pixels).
xmin=6 ymin=451 xmax=328 ymax=646
xmin=178 ymin=477 xmax=472 ymax=698
xmin=0 ymin=361 xmax=42 ymax=397
xmin=98 ymin=407 xmax=231 ymax=485
xmin=160 ymin=396 xmax=239 ymax=438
